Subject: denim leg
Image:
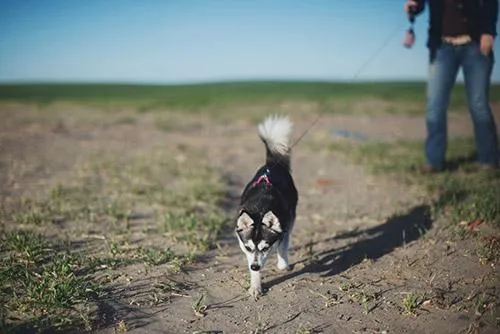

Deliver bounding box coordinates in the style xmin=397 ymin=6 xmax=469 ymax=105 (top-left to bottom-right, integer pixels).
xmin=426 ymin=45 xmax=460 ymax=168
xmin=461 ymin=43 xmax=499 ymax=166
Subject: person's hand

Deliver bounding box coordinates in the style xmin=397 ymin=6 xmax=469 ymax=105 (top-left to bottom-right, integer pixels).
xmin=480 ymin=34 xmax=494 ymax=56
xmin=403 ymin=0 xmax=418 ymax=14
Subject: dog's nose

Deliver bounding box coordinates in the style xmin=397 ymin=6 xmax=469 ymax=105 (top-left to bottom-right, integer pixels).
xmin=250 ymin=264 xmax=260 ymax=271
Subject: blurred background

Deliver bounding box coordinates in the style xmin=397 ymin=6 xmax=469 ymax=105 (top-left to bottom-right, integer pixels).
xmin=2 ymin=0 xmax=499 ymax=84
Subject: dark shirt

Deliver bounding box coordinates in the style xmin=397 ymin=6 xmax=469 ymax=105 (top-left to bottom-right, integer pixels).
xmin=442 ymin=0 xmax=470 ymax=37
xmin=412 ymin=0 xmax=498 ymax=50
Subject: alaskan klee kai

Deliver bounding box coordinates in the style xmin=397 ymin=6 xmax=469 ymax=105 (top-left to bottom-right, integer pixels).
xmin=235 ymin=115 xmax=298 ymax=299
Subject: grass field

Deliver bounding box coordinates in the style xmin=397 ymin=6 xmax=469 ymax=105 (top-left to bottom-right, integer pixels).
xmin=0 ymin=139 xmax=228 ymax=332
xmin=1 ymin=81 xmax=499 ymax=333
xmin=1 ymin=81 xmax=500 ymax=113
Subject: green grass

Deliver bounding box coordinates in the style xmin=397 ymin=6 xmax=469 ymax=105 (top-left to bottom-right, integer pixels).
xmin=327 ymin=137 xmax=500 ymax=229
xmin=0 ymin=229 xmax=193 ymax=332
xmin=295 ymin=326 xmax=314 ymax=334
xmin=191 ymin=293 xmax=208 ymax=318
xmin=477 ymin=237 xmax=500 ymax=265
xmin=0 ymin=230 xmax=102 ymax=332
xmin=1 ymin=81 xmax=498 ymax=113
xmin=402 ymin=292 xmax=424 ymax=315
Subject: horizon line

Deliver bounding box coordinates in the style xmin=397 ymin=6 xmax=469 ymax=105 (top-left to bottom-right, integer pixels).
xmin=0 ymin=77 xmax=490 ymax=86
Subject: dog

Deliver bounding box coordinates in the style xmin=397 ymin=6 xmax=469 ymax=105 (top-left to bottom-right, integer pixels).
xmin=235 ymin=115 xmax=298 ymax=298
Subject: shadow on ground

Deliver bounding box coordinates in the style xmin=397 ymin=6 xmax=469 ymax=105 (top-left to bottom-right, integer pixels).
xmin=216 ymin=171 xmax=245 ymax=247
xmin=265 ymin=204 xmax=432 ymax=288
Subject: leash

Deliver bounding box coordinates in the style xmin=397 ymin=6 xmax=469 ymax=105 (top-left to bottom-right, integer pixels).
xmin=256 ymin=20 xmax=408 ymax=189
xmin=289 ymin=19 xmax=409 ymax=149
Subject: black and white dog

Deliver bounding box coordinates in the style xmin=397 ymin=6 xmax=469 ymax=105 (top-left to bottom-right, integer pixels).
xmin=235 ymin=115 xmax=298 ymax=298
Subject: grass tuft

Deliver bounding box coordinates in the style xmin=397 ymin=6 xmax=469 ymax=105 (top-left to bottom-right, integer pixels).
xmin=402 ymin=292 xmax=424 ymax=315
xmin=477 ymin=236 xmax=500 ymax=265
xmin=192 ymin=293 xmax=208 ymax=318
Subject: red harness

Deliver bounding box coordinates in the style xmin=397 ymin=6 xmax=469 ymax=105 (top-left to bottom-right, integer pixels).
xmin=252 ymin=174 xmax=271 ymax=188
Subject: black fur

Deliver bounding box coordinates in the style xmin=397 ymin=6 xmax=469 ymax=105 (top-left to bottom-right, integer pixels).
xmin=236 ymin=162 xmax=298 ymax=241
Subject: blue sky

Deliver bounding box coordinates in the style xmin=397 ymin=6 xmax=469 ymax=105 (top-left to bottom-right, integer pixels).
xmin=0 ymin=0 xmax=499 ymax=83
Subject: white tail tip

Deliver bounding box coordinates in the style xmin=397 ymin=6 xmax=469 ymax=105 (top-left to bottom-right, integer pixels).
xmin=258 ymin=115 xmax=293 ymax=156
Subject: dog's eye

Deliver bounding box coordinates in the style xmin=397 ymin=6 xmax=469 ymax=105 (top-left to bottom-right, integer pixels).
xmin=261 ymin=246 xmax=270 ymax=252
xmin=245 ymin=246 xmax=253 ymax=252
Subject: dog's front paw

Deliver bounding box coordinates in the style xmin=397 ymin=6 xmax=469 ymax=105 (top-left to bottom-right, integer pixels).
xmin=277 ymin=264 xmax=292 ymax=271
xmin=277 ymin=261 xmax=292 ymax=271
xmin=248 ymin=286 xmax=262 ymax=300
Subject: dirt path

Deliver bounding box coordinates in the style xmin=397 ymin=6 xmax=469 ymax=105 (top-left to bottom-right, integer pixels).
xmin=1 ymin=103 xmax=498 ymax=334
xmin=112 ymin=116 xmax=495 ymax=334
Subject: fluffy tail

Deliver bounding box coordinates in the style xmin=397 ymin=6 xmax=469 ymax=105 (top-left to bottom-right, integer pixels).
xmin=258 ymin=115 xmax=293 ymax=169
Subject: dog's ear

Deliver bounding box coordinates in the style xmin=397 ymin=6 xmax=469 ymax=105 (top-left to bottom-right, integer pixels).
xmin=262 ymin=211 xmax=282 ymax=233
xmin=236 ymin=212 xmax=254 ymax=231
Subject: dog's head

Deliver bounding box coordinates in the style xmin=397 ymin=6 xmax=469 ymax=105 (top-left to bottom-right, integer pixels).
xmin=235 ymin=210 xmax=283 ymax=271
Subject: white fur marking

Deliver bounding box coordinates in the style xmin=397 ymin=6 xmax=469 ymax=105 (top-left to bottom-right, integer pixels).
xmin=246 ymin=240 xmax=256 ymax=251
xmin=257 ymin=240 xmax=270 ymax=251
xmin=258 ymin=115 xmax=293 ymax=156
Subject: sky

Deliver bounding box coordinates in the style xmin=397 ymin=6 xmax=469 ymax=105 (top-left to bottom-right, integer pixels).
xmin=0 ymin=0 xmax=499 ymax=84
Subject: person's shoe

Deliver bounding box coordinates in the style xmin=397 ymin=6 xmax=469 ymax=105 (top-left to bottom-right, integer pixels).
xmin=414 ymin=163 xmax=443 ymax=174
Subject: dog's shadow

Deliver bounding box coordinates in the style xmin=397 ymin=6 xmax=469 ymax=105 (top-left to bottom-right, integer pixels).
xmin=265 ymin=204 xmax=432 ymax=288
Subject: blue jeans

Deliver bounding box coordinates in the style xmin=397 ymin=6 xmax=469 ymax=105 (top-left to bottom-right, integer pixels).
xmin=426 ymin=42 xmax=499 ymax=168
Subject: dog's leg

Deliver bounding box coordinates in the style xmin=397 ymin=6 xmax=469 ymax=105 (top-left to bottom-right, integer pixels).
xmin=277 ymin=232 xmax=292 ymax=271
xmin=249 ymin=270 xmax=262 ymax=299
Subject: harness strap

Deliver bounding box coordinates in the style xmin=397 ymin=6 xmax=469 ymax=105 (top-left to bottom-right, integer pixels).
xmin=252 ymin=174 xmax=271 ymax=188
